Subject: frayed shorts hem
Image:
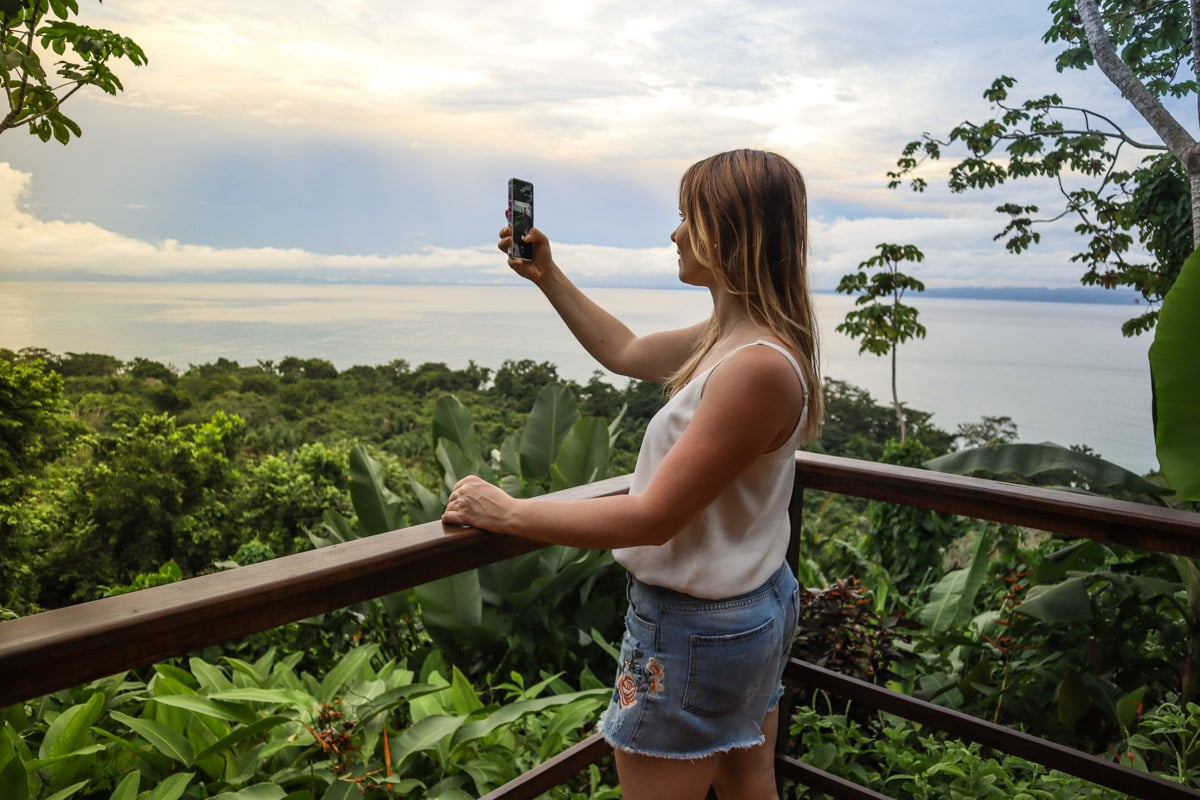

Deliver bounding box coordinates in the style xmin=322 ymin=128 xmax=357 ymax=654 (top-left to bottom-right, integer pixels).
xmin=598 ymin=727 xmax=767 ymax=761
xmin=596 ymin=690 xmax=784 ymax=761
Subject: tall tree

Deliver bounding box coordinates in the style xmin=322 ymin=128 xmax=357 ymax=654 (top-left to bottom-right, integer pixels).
xmin=835 ymin=243 xmax=927 ymax=442
xmin=0 ymin=356 xmax=67 ymax=611
xmin=888 ymin=0 xmax=1199 ymax=336
xmin=1 ymin=0 xmax=145 ymax=142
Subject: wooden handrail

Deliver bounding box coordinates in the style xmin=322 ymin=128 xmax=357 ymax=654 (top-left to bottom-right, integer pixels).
xmin=0 ymin=475 xmax=633 ymax=708
xmin=794 ymin=451 xmax=1200 ymax=556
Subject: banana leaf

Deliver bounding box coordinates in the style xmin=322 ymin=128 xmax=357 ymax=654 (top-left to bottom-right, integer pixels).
xmin=550 ymin=416 xmax=610 ymax=491
xmin=1018 ymin=576 xmax=1094 ymax=624
xmin=1149 ymin=245 xmax=1200 ymax=501
xmin=519 ymin=384 xmax=579 ymax=482
xmin=917 ymin=526 xmax=993 ymax=633
xmin=924 ymin=442 xmax=1164 ymax=499
xmin=432 ymin=394 xmax=482 ymax=461
xmin=348 ymin=444 xmax=406 ymax=534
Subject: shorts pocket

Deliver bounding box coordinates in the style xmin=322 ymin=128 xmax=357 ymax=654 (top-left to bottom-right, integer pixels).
xmin=683 ymin=616 xmax=776 ymax=717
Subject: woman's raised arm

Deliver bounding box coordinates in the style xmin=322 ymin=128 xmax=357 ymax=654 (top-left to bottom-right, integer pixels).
xmin=500 ymin=225 xmax=704 ymax=382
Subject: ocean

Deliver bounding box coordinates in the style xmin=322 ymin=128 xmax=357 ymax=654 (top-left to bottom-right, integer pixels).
xmin=0 ymin=281 xmax=1157 ymax=474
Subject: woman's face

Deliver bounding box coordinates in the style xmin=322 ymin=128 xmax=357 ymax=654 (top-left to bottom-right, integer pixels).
xmin=671 ymin=213 xmax=710 ymax=287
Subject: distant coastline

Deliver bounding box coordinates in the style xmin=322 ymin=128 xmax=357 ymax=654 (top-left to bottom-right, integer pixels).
xmin=890 ymin=286 xmax=1146 ymax=306
xmin=0 ymin=272 xmax=1146 ymax=306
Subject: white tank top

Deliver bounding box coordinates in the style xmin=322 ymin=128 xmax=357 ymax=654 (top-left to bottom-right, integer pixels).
xmin=613 ymin=340 xmax=809 ymax=598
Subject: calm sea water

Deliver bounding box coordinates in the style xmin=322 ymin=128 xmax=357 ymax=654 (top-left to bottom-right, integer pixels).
xmin=0 ymin=281 xmax=1156 ymax=473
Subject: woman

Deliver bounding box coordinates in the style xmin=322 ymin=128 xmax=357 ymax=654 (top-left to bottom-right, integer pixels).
xmin=442 ymin=149 xmax=823 ymax=799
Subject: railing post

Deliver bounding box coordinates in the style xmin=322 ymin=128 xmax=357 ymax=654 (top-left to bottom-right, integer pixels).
xmin=776 ymin=480 xmax=805 ymax=796
xmin=787 ymin=481 xmax=804 ymax=582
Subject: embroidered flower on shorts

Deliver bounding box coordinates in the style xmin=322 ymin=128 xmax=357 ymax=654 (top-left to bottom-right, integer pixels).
xmin=617 ymin=673 xmax=639 ymax=709
xmin=646 ymin=657 xmax=665 ymax=695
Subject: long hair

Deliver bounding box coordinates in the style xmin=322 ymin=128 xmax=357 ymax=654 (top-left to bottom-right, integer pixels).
xmin=667 ymin=149 xmax=823 ymax=441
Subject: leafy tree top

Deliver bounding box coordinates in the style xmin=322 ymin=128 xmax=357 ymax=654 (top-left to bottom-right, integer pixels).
xmin=1 ymin=0 xmax=146 ymax=143
xmin=886 ymin=0 xmax=1199 ymax=337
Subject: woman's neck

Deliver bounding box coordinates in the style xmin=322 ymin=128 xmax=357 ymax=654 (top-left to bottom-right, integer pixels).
xmin=711 ymin=292 xmax=761 ymax=344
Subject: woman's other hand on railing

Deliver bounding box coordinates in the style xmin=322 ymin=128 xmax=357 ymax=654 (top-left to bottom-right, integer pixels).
xmin=442 ymin=475 xmax=514 ymax=532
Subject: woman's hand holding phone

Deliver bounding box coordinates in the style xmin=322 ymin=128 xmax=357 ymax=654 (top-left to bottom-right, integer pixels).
xmin=498 ymin=224 xmax=557 ymax=285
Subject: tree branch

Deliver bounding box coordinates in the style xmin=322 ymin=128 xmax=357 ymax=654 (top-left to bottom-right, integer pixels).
xmin=1076 ymin=0 xmax=1197 ymax=164
xmin=1076 ymin=0 xmax=1200 ymax=244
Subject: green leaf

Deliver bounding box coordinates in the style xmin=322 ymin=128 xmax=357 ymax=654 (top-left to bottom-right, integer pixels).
xmin=435 ymin=438 xmax=478 ymax=491
xmin=416 ymin=570 xmax=483 ymax=631
xmin=23 ymin=744 xmax=105 ymax=771
xmin=1149 ymin=246 xmax=1200 ymax=500
xmin=537 ymin=698 xmax=603 ymax=759
xmin=317 ymin=644 xmax=380 ymax=702
xmin=519 ymin=384 xmax=579 ymax=481
xmin=1056 ymin=671 xmax=1090 ymax=731
xmin=353 ymin=683 xmax=441 ymax=725
xmin=390 ymin=714 xmax=468 ymax=767
xmin=450 ymin=689 xmax=608 ymax=749
xmin=207 ymin=688 xmax=316 ymax=708
xmin=209 ymin=783 xmax=288 ymax=800
xmin=146 ymin=694 xmax=256 ymax=726
xmin=924 ymin=442 xmax=1164 ymax=497
xmin=109 ymin=711 xmax=195 ymax=765
xmin=348 ymin=445 xmax=406 ymax=534
xmin=38 ymin=692 xmax=104 ymax=760
xmin=144 ymin=772 xmax=194 ymax=800
xmin=190 ymin=715 xmax=291 ymax=763
xmin=550 ymin=416 xmax=609 ymax=491
xmin=448 ymin=667 xmax=484 ymax=716
xmin=917 ymin=528 xmax=993 ymax=632
xmin=499 ymin=430 xmax=521 ymax=475
xmin=405 ymin=470 xmax=445 ymax=524
xmin=807 ymin=741 xmax=838 ymax=770
xmin=1116 ymin=686 xmax=1147 ymax=730
xmin=1018 ymin=576 xmax=1094 ymax=623
xmin=42 ymin=782 xmax=88 ymax=800
xmin=432 ymin=395 xmax=481 ymax=460
xmin=0 ymin=727 xmax=30 ymax=800
xmin=109 ymin=771 xmax=141 ymax=800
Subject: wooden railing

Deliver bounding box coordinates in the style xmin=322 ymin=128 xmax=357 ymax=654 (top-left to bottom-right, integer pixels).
xmin=2 ymin=453 xmax=1199 ymax=798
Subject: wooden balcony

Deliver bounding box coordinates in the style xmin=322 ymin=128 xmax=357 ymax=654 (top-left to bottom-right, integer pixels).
xmin=2 ymin=452 xmax=1199 ymax=798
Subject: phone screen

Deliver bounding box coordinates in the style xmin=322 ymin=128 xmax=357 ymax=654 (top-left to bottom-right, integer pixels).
xmin=508 ymin=178 xmax=534 ymax=260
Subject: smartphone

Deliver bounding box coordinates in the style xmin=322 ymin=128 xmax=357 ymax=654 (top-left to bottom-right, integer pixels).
xmin=508 ymin=178 xmax=534 ymax=260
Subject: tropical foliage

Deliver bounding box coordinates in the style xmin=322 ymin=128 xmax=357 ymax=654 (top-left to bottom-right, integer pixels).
xmin=1149 ymin=245 xmax=1200 ymax=501
xmin=885 ymin=0 xmax=1200 ymax=337
xmin=3 ymin=329 xmax=1197 ymax=797
xmin=1 ymin=0 xmax=146 ymax=142
xmin=0 ymin=645 xmax=610 ymax=799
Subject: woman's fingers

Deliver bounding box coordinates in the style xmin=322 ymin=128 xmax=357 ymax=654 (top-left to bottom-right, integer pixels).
xmin=443 ymin=476 xmax=491 ymax=528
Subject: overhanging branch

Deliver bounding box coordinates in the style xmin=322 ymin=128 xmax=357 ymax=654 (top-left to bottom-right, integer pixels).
xmin=1076 ymin=0 xmax=1197 ymax=162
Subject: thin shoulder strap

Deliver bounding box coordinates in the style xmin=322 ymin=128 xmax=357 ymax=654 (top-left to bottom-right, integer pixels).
xmin=747 ymin=340 xmax=809 ymax=396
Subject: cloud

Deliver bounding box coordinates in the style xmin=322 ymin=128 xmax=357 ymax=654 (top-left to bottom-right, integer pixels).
xmin=1 ymin=160 xmax=1086 ymax=289
xmin=72 ymin=0 xmax=1112 ymax=173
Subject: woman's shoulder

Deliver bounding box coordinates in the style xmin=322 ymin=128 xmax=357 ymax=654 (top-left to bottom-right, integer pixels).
xmin=707 ymin=339 xmax=805 ymax=397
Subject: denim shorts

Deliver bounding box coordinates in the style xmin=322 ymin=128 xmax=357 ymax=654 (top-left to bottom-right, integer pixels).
xmin=596 ymin=562 xmax=800 ymax=759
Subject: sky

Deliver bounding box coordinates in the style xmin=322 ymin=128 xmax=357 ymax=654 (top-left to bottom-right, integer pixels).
xmin=0 ymin=0 xmax=1171 ymax=290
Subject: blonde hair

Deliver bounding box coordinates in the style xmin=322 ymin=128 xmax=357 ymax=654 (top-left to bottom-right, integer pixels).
xmin=668 ymin=149 xmax=823 ymax=441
